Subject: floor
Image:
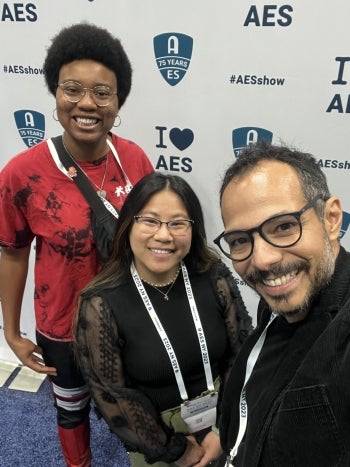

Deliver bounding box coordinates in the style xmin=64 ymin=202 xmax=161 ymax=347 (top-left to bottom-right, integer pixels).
xmin=0 ymin=359 xmax=130 ymax=466
xmin=0 ymin=359 xmax=46 ymax=392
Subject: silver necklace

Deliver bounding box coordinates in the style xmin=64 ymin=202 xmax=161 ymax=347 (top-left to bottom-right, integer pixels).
xmin=62 ymin=138 xmax=109 ymax=198
xmin=141 ymin=267 xmax=181 ymax=301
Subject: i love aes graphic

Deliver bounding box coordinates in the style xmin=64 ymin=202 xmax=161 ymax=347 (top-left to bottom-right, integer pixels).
xmin=155 ymin=126 xmax=193 ymax=172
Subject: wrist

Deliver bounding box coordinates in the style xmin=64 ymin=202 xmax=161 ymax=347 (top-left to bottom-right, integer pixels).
xmin=4 ymin=330 xmax=22 ymax=345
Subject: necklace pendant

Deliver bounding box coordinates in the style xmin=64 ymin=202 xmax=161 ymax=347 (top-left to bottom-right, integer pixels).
xmin=97 ymin=189 xmax=107 ymax=198
xmin=164 ymin=294 xmax=169 ymax=301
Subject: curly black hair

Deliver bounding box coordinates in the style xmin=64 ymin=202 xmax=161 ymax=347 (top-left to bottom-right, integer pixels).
xmin=43 ymin=22 xmax=132 ymax=108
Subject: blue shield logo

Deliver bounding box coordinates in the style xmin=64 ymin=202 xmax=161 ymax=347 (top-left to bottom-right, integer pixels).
xmin=153 ymin=33 xmax=193 ymax=86
xmin=232 ymin=127 xmax=273 ymax=157
xmin=14 ymin=110 xmax=45 ymax=147
xmin=340 ymin=211 xmax=350 ymax=239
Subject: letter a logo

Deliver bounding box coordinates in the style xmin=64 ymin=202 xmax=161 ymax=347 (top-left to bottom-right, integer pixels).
xmin=153 ymin=32 xmax=193 ymax=86
xmin=14 ymin=110 xmax=45 ymax=147
xmin=232 ymin=127 xmax=273 ymax=158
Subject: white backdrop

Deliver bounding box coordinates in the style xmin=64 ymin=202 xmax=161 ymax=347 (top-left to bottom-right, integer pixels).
xmin=1 ymin=0 xmax=350 ymax=362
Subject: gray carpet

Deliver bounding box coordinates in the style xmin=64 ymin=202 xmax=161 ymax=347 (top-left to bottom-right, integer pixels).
xmin=0 ymin=367 xmax=130 ymax=467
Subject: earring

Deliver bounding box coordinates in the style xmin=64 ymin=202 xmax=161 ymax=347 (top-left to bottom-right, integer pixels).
xmin=52 ymin=108 xmax=59 ymax=122
xmin=113 ymin=114 xmax=121 ymax=128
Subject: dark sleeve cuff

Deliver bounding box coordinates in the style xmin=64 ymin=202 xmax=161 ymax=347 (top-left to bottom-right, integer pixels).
xmin=145 ymin=432 xmax=187 ymax=464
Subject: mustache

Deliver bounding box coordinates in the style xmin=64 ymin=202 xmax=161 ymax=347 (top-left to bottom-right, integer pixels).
xmin=245 ymin=260 xmax=310 ymax=286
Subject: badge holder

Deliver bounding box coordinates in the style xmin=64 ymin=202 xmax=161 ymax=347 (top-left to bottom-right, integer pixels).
xmin=181 ymin=392 xmax=218 ymax=433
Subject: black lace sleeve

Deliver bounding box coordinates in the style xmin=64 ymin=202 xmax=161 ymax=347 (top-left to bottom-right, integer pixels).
xmin=74 ymin=295 xmax=187 ymax=464
xmin=210 ymin=260 xmax=253 ymax=382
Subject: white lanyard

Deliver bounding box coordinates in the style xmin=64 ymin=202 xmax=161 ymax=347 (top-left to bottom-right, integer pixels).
xmin=105 ymin=138 xmax=133 ymax=193
xmin=131 ymin=261 xmax=214 ymax=401
xmin=47 ymin=137 xmax=133 ymax=219
xmin=226 ymin=312 xmax=277 ymax=467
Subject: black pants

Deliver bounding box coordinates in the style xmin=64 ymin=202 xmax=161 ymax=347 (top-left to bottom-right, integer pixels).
xmin=36 ymin=331 xmax=90 ymax=428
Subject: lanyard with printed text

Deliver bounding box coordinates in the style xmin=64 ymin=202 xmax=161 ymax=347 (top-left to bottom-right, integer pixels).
xmin=131 ymin=261 xmax=214 ymax=401
xmin=225 ymin=312 xmax=278 ymax=467
xmin=105 ymin=139 xmax=133 ymax=194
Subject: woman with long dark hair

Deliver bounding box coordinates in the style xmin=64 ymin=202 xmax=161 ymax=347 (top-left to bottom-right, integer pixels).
xmin=74 ymin=172 xmax=252 ymax=467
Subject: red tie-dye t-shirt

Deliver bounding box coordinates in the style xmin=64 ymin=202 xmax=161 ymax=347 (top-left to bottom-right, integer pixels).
xmin=0 ymin=133 xmax=154 ymax=340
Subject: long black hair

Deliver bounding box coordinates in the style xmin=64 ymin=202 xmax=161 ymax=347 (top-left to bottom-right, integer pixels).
xmin=83 ymin=172 xmax=218 ymax=294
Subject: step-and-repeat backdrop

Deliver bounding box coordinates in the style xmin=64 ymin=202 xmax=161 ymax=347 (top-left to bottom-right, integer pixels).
xmin=1 ymin=0 xmax=350 ymax=362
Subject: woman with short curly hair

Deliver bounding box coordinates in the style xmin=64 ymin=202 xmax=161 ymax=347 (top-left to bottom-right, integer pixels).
xmin=0 ymin=22 xmax=153 ymax=466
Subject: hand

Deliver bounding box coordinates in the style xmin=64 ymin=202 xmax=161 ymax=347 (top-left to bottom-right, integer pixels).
xmin=175 ymin=435 xmax=204 ymax=467
xmin=193 ymin=431 xmax=223 ymax=467
xmin=6 ymin=335 xmax=57 ymax=376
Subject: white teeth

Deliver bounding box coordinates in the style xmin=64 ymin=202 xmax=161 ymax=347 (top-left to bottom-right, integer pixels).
xmin=76 ymin=117 xmax=98 ymax=126
xmin=151 ymin=249 xmax=171 ymax=254
xmin=263 ymin=270 xmax=297 ymax=287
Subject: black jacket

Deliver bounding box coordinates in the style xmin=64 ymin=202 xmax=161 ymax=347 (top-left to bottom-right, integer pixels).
xmin=219 ymin=247 xmax=350 ymax=467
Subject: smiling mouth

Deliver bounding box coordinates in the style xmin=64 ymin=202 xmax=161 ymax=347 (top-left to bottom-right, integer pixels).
xmin=150 ymin=248 xmax=173 ymax=255
xmin=75 ymin=117 xmax=99 ymax=126
xmin=262 ymin=270 xmax=298 ymax=287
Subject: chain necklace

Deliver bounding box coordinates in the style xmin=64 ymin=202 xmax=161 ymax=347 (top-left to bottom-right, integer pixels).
xmin=141 ymin=267 xmax=181 ymax=301
xmin=62 ymin=138 xmax=109 ymax=198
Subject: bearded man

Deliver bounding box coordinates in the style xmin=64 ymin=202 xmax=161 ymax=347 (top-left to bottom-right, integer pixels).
xmin=214 ymin=141 xmax=350 ymax=467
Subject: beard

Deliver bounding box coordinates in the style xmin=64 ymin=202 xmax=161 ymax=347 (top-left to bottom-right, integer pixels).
xmin=244 ymin=236 xmax=336 ymax=320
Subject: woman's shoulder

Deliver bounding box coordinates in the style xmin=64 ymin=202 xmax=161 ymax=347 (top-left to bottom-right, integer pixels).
xmin=110 ymin=132 xmax=147 ymax=156
xmin=82 ymin=281 xmax=131 ymax=304
xmin=109 ymin=133 xmax=153 ymax=176
xmin=0 ymin=141 xmax=58 ymax=191
xmin=188 ymin=260 xmax=235 ymax=293
xmin=208 ymin=258 xmax=234 ymax=279
xmin=2 ymin=140 xmax=50 ymax=172
xmin=205 ymin=259 xmax=245 ymax=302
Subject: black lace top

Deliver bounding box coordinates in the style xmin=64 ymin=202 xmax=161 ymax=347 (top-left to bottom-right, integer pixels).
xmin=75 ymin=259 xmax=252 ymax=464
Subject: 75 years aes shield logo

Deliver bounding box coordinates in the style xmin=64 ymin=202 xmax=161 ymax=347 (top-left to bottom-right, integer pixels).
xmin=153 ymin=33 xmax=193 ymax=86
xmin=14 ymin=109 xmax=45 ymax=147
xmin=232 ymin=127 xmax=273 ymax=157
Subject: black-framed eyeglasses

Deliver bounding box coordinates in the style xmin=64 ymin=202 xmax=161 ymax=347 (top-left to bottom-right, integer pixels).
xmin=214 ymin=195 xmax=324 ymax=262
xmin=134 ymin=216 xmax=194 ymax=236
xmin=58 ymin=80 xmax=118 ymax=107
